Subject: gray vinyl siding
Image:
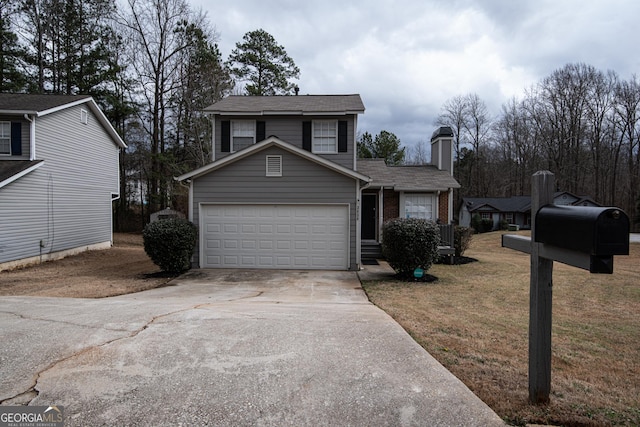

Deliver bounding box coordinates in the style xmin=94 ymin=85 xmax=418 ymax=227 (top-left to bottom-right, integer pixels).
xmin=0 ymin=115 xmax=30 ymax=159
xmin=192 ymin=146 xmax=359 ymax=269
xmin=0 ymin=104 xmax=120 ymax=264
xmin=214 ymin=115 xmax=357 ymax=169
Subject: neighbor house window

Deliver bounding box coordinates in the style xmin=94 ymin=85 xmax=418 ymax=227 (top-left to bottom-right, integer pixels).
xmin=505 ymin=213 xmax=514 ymax=223
xmin=402 ymin=194 xmax=434 ymax=220
xmin=231 ymin=120 xmax=255 ymax=151
xmin=80 ymin=109 xmax=88 ymax=124
xmin=481 ymin=212 xmax=491 ymax=220
xmin=0 ymin=122 xmax=10 ymax=154
xmin=312 ymin=120 xmax=337 ymax=153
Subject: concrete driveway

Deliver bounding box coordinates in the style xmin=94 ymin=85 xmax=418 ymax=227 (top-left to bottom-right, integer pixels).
xmin=0 ymin=270 xmax=504 ymax=426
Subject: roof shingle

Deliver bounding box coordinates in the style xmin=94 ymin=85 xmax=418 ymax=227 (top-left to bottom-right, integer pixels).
xmin=0 ymin=93 xmax=91 ymax=113
xmin=357 ymin=158 xmax=460 ymax=191
xmin=204 ymin=95 xmax=365 ymax=115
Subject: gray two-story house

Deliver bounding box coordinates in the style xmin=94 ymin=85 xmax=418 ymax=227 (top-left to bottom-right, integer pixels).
xmin=177 ymin=95 xmax=459 ymax=271
xmin=0 ymin=94 xmax=126 ymax=270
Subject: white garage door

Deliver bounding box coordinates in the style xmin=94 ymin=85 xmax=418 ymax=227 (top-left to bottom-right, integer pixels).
xmin=201 ymin=204 xmax=349 ymax=270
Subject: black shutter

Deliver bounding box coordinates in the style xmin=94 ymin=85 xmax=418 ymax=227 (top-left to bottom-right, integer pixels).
xmin=338 ymin=121 xmax=348 ymax=153
xmin=11 ymin=122 xmax=22 ymax=156
xmin=302 ymin=121 xmax=312 ymax=151
xmin=256 ymin=121 xmax=266 ymax=142
xmin=221 ymin=121 xmax=230 ymax=152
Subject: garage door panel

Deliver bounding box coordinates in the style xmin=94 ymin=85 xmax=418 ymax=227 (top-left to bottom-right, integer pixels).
xmin=201 ymin=204 xmax=348 ymax=270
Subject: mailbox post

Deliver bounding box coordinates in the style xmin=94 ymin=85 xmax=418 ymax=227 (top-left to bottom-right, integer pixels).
xmin=502 ymin=171 xmax=629 ymax=405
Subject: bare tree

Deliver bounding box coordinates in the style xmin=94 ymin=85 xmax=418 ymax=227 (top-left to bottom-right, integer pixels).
xmin=118 ymin=0 xmax=195 ymax=214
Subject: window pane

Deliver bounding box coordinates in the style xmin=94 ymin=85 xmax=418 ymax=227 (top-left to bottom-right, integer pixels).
xmin=233 ymin=137 xmax=254 ymax=151
xmin=404 ymin=195 xmax=433 ymax=220
xmin=0 ymin=122 xmax=10 ymax=154
xmin=232 ymin=121 xmax=254 ymax=137
xmin=312 ymin=121 xmax=337 ymax=152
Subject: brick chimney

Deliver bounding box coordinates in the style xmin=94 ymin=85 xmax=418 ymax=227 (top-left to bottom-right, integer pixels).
xmin=430 ymin=126 xmax=454 ymax=175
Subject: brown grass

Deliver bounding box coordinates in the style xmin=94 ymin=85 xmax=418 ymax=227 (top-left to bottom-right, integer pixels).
xmin=0 ymin=233 xmax=171 ymax=298
xmin=362 ymin=231 xmax=640 ymax=426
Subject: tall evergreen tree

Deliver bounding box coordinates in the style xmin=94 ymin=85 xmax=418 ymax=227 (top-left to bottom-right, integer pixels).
xmin=357 ymin=130 xmax=405 ymax=165
xmin=0 ymin=1 xmax=27 ymax=92
xmin=227 ymin=29 xmax=300 ymax=95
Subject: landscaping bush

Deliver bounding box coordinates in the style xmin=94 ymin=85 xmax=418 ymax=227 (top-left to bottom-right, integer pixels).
xmin=471 ymin=213 xmax=494 ymax=233
xmin=142 ymin=218 xmax=197 ymax=273
xmin=381 ymin=218 xmax=440 ymax=277
xmin=454 ymin=226 xmax=474 ymax=257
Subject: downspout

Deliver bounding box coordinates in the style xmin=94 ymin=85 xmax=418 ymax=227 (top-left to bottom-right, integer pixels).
xmin=24 ymin=114 xmax=35 ymax=160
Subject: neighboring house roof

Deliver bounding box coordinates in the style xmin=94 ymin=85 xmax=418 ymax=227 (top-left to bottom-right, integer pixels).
xmin=356 ymin=158 xmax=460 ymax=192
xmin=176 ymin=136 xmax=371 ymax=182
xmin=0 ymin=160 xmax=44 ymax=189
xmin=0 ymin=93 xmax=126 ymax=149
xmin=204 ymin=95 xmax=365 ymax=115
xmin=463 ymin=192 xmax=600 ymax=213
xmin=463 ymin=196 xmax=532 ymax=213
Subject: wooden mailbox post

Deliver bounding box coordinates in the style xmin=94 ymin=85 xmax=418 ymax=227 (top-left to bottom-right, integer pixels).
xmin=502 ymin=170 xmax=630 ymax=404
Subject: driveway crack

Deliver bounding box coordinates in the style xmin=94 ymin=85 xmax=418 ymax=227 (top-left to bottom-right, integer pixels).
xmin=0 ymin=303 xmax=207 ymax=406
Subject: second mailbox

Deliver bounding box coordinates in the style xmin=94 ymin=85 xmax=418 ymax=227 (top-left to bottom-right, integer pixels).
xmin=535 ymin=205 xmax=630 ymax=256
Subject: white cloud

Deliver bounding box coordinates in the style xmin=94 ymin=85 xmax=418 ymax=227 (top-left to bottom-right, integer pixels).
xmin=192 ymin=0 xmax=640 ymax=148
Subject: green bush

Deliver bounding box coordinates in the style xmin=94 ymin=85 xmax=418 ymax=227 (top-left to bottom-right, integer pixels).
xmin=142 ymin=218 xmax=197 ymax=273
xmin=381 ymin=218 xmax=440 ymax=277
xmin=454 ymin=226 xmax=474 ymax=257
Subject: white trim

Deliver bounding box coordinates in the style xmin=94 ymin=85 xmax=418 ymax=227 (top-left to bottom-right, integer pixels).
xmin=0 ymin=161 xmax=44 ymax=189
xmin=80 ymin=108 xmax=88 ymax=124
xmin=37 ymin=97 xmax=93 ymax=117
xmin=177 ymin=136 xmax=371 ymax=183
xmin=211 ymin=116 xmax=216 ymax=162
xmin=25 ymin=114 xmax=36 ymax=160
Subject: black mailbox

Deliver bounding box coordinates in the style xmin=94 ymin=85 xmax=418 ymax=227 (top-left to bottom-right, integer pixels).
xmin=535 ymin=205 xmax=630 ymax=256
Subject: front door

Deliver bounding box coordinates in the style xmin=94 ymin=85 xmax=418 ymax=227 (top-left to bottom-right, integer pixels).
xmin=362 ymin=194 xmax=377 ymax=240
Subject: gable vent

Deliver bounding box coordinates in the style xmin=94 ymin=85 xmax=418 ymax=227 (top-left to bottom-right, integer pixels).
xmin=266 ymin=155 xmax=282 ymax=177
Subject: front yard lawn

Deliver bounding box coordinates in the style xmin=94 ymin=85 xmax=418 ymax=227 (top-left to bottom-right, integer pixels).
xmin=362 ymin=231 xmax=640 ymax=426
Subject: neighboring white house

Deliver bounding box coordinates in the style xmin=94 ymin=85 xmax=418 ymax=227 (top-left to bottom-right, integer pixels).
xmin=0 ymin=94 xmax=126 ymax=270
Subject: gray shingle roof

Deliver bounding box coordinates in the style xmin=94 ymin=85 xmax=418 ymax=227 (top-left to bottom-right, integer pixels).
xmin=0 ymin=160 xmax=43 ymax=184
xmin=357 ymin=158 xmax=460 ymax=191
xmin=204 ymin=95 xmax=365 ymax=115
xmin=0 ymin=93 xmax=92 ymax=113
xmin=463 ymin=196 xmax=532 ymax=213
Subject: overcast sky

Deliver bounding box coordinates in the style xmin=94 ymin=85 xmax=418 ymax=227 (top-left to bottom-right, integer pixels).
xmin=191 ymin=0 xmax=640 ymax=150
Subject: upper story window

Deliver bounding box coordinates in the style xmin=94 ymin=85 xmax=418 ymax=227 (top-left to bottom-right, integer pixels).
xmin=0 ymin=122 xmax=11 ymax=155
xmin=232 ymin=120 xmax=255 ymax=151
xmin=312 ymin=120 xmax=337 ymax=153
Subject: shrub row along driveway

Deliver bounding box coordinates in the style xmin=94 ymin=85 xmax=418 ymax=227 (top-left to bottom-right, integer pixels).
xmin=0 ymin=269 xmax=504 ymax=426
